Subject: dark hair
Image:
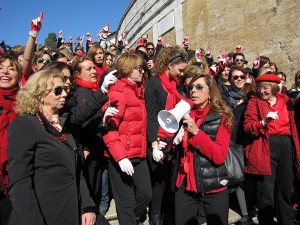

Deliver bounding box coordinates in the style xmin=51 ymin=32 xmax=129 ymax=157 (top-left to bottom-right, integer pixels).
xmin=259 ymin=56 xmax=270 ymax=67
xmin=146 ymin=42 xmax=154 ymax=48
xmin=269 ymin=62 xmax=278 ymax=73
xmin=52 ymin=52 xmax=68 ymax=62
xmin=41 ymin=61 xmax=73 ymax=76
xmin=227 ymin=52 xmax=235 ymax=59
xmin=233 ymin=52 xmax=245 ymax=60
xmin=135 ymin=45 xmax=147 ymax=53
xmin=277 ymin=71 xmax=286 ymax=82
xmin=228 ymin=65 xmax=244 ymax=80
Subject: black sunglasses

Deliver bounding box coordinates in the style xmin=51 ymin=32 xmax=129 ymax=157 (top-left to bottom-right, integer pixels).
xmin=37 ymin=58 xmax=51 ymax=64
xmin=52 ymin=86 xmax=68 ymax=96
xmin=235 ymin=59 xmax=244 ymax=62
xmin=147 ymin=48 xmax=154 ymax=51
xmin=75 ymin=48 xmax=83 ymax=51
xmin=64 ymin=76 xmax=74 ymax=82
xmin=188 ymin=83 xmax=204 ymax=91
xmin=232 ymin=75 xmax=246 ymax=80
xmin=133 ymin=66 xmax=144 ymax=73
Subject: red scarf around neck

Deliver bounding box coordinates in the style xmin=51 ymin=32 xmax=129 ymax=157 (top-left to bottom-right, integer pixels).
xmin=0 ymin=87 xmax=19 ymax=196
xmin=76 ymin=78 xmax=99 ymax=92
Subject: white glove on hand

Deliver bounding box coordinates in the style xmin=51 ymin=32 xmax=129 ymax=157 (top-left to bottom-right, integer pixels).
xmin=173 ymin=126 xmax=185 ymax=145
xmin=152 ymin=147 xmax=164 ymax=163
xmin=118 ymin=158 xmax=134 ymax=176
xmin=261 ymin=111 xmax=278 ymax=126
xmin=103 ymin=107 xmax=119 ymax=124
xmin=157 ymin=140 xmax=167 ymax=151
xmin=101 ymin=70 xmax=118 ymax=93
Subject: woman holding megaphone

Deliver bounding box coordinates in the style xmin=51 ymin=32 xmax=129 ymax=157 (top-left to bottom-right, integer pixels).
xmin=145 ymin=46 xmax=193 ymax=225
xmin=173 ymin=72 xmax=233 ymax=225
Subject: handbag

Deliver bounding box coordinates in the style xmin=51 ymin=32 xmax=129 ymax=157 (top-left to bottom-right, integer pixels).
xmin=225 ymin=141 xmax=245 ymax=186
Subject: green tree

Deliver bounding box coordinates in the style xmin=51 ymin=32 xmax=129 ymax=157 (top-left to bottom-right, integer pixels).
xmin=44 ymin=32 xmax=57 ymax=50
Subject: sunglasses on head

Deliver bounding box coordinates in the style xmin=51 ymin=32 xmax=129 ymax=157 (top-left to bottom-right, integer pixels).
xmin=52 ymin=86 xmax=68 ymax=96
xmin=235 ymin=59 xmax=244 ymax=62
xmin=37 ymin=58 xmax=51 ymax=64
xmin=188 ymin=83 xmax=204 ymax=91
xmin=232 ymin=75 xmax=246 ymax=80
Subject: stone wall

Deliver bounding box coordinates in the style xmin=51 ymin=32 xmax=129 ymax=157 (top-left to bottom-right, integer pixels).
xmin=118 ymin=0 xmax=300 ymax=87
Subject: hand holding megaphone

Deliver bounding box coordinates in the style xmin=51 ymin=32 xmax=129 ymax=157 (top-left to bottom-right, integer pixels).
xmin=158 ymin=99 xmax=191 ymax=133
xmin=183 ymin=117 xmax=199 ymax=136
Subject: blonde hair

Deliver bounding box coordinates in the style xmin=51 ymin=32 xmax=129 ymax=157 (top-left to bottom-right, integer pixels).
xmin=115 ymin=53 xmax=145 ymax=79
xmin=153 ymin=46 xmax=188 ymax=75
xmin=16 ymin=70 xmax=64 ymax=115
xmin=257 ymin=81 xmax=280 ymax=95
xmin=189 ymin=73 xmax=234 ymax=128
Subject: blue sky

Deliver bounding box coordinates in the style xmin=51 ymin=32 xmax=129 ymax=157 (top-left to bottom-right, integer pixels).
xmin=0 ymin=0 xmax=131 ymax=47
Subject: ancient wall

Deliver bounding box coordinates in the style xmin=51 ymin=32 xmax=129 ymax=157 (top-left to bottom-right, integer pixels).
xmin=118 ymin=0 xmax=300 ymax=87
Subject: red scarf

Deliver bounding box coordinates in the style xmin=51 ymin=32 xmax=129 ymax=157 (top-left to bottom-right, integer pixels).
xmin=0 ymin=87 xmax=19 ymax=196
xmin=76 ymin=78 xmax=99 ymax=92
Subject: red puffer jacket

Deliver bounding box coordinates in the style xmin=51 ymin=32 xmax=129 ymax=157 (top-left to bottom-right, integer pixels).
xmin=103 ymin=78 xmax=147 ymax=162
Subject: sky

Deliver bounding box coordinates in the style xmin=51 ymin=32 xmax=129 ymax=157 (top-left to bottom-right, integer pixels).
xmin=0 ymin=0 xmax=131 ymax=47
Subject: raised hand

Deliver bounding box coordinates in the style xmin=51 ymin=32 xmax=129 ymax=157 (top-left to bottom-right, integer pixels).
xmin=30 ymin=11 xmax=43 ymax=38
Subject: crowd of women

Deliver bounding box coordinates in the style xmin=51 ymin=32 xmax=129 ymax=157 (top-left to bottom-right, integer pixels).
xmin=1 ymin=12 xmax=300 ymax=225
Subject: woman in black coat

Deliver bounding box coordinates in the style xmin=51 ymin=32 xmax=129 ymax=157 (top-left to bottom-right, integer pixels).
xmin=7 ymin=70 xmax=110 ymax=225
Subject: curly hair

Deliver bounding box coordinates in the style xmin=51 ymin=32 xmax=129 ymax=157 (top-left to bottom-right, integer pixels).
xmin=16 ymin=70 xmax=64 ymax=115
xmin=189 ymin=73 xmax=234 ymax=128
xmin=153 ymin=46 xmax=188 ymax=75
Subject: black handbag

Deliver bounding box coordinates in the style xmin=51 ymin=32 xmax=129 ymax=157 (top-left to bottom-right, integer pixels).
xmin=225 ymin=141 xmax=245 ymax=186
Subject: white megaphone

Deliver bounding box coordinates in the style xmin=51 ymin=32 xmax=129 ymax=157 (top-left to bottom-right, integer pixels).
xmin=158 ymin=99 xmax=191 ymax=133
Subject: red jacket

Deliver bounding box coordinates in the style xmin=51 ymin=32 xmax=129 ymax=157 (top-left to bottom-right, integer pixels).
xmin=243 ymin=93 xmax=300 ymax=177
xmin=103 ymin=78 xmax=147 ymax=162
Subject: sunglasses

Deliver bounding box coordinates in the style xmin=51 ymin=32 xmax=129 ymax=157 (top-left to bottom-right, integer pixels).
xmin=133 ymin=66 xmax=144 ymax=73
xmin=75 ymin=48 xmax=83 ymax=51
xmin=235 ymin=59 xmax=244 ymax=62
xmin=52 ymin=86 xmax=68 ymax=96
xmin=147 ymin=48 xmax=154 ymax=51
xmin=37 ymin=58 xmax=51 ymax=64
xmin=232 ymin=75 xmax=246 ymax=80
xmin=188 ymin=83 xmax=204 ymax=91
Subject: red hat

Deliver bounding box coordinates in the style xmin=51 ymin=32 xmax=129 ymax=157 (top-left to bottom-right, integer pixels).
xmin=255 ymin=74 xmax=281 ymax=84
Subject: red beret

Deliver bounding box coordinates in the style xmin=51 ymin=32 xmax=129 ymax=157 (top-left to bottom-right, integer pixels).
xmin=255 ymin=74 xmax=281 ymax=84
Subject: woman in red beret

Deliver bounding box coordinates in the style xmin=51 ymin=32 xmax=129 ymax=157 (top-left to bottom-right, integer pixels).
xmin=243 ymin=73 xmax=300 ymax=225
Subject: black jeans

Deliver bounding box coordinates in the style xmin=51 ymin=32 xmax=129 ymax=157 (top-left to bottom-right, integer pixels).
xmin=257 ymin=135 xmax=294 ymax=225
xmin=108 ymin=159 xmax=152 ymax=225
xmin=175 ymin=187 xmax=229 ymax=225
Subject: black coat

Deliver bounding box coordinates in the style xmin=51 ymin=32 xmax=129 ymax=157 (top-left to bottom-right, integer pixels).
xmin=7 ymin=115 xmax=96 ymax=225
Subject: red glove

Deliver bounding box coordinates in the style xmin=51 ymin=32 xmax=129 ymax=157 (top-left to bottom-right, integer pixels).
xmin=118 ymin=33 xmax=124 ymax=46
xmin=195 ymin=48 xmax=202 ymax=62
xmin=29 ymin=11 xmax=43 ymax=38
xmin=69 ymin=36 xmax=74 ymax=43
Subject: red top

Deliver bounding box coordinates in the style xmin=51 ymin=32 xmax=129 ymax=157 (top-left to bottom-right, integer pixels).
xmin=267 ymin=96 xmax=291 ymax=135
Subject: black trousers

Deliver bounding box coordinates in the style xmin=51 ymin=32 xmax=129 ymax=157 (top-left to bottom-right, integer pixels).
xmin=108 ymin=159 xmax=152 ymax=225
xmin=175 ymin=187 xmax=229 ymax=225
xmin=257 ymin=135 xmax=294 ymax=225
xmin=0 ymin=197 xmax=12 ymax=225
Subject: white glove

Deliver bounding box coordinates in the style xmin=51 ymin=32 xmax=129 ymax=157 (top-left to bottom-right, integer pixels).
xmin=118 ymin=158 xmax=134 ymax=176
xmin=173 ymin=126 xmax=185 ymax=145
xmin=101 ymin=70 xmax=118 ymax=93
xmin=157 ymin=140 xmax=167 ymax=151
xmin=102 ymin=107 xmax=119 ymax=124
xmin=261 ymin=111 xmax=278 ymax=126
xmin=266 ymin=111 xmax=278 ymax=120
xmin=152 ymin=147 xmax=164 ymax=163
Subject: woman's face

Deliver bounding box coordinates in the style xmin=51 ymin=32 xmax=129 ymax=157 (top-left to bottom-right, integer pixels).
xmin=189 ymin=77 xmax=210 ymax=109
xmin=36 ymin=54 xmax=51 ymax=71
xmin=76 ymin=60 xmax=97 ymax=82
xmin=62 ymin=68 xmax=72 ymax=93
xmin=127 ymin=65 xmax=144 ymax=83
xmin=168 ymin=62 xmax=187 ymax=80
xmin=94 ymin=48 xmax=104 ymax=64
xmin=277 ymin=74 xmax=285 ymax=84
xmin=221 ymin=66 xmax=230 ymax=81
xmin=231 ymin=70 xmax=245 ymax=90
xmin=257 ymin=84 xmax=274 ymax=101
xmin=0 ymin=59 xmax=20 ymax=89
xmin=42 ymin=77 xmax=67 ymax=114
xmin=105 ymin=55 xmax=113 ymax=67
